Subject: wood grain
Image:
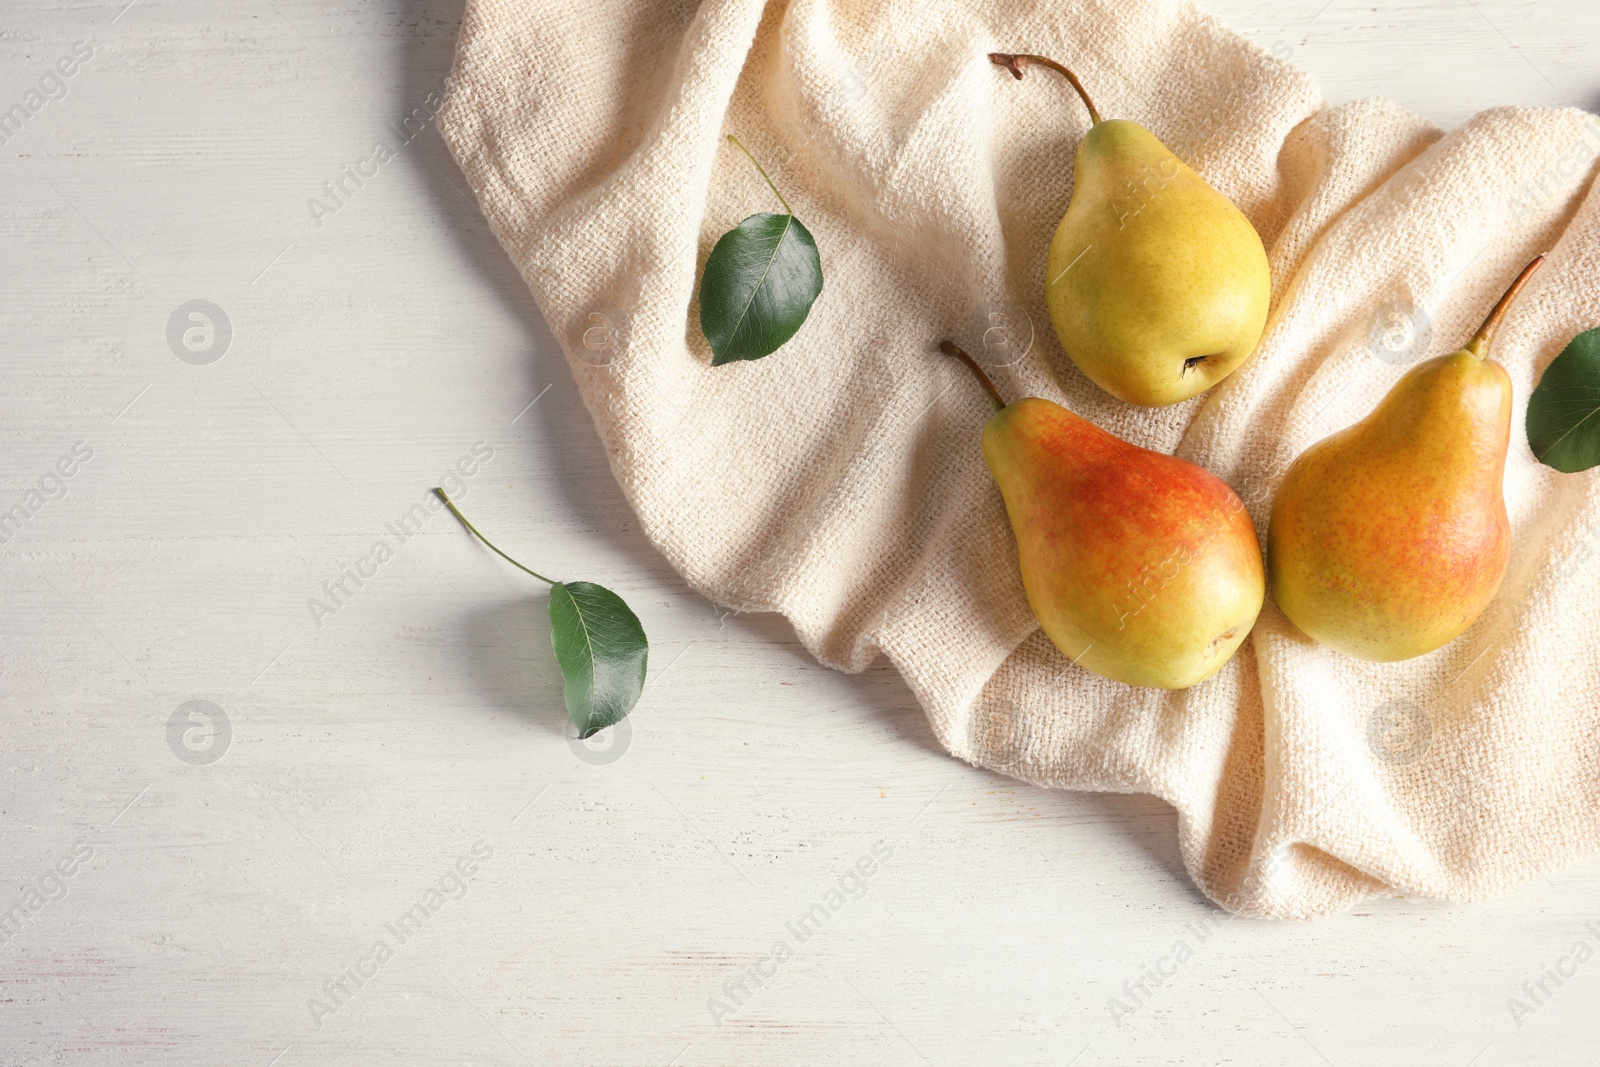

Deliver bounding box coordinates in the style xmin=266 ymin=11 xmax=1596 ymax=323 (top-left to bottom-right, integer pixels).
xmin=2 ymin=0 xmax=1597 ymax=1063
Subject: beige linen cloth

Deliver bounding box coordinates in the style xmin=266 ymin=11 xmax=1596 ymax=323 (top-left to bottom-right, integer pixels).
xmin=439 ymin=0 xmax=1600 ymax=917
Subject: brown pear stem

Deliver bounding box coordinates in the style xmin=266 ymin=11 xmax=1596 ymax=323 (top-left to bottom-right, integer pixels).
xmin=1466 ymin=254 xmax=1546 ymax=359
xmin=988 ymin=52 xmax=1103 ymax=125
xmin=939 ymin=340 xmax=1006 ymax=411
xmin=434 ymin=488 xmax=556 ymax=585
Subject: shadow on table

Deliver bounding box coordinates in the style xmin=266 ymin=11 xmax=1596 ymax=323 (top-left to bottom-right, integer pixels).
xmin=397 ymin=0 xmax=698 ymax=573
xmin=730 ymin=614 xmax=1202 ymax=907
xmin=454 ymin=592 xmax=569 ymax=739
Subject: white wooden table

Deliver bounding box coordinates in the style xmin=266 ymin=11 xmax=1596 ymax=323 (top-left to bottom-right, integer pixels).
xmin=3 ymin=2 xmax=1598 ymax=1064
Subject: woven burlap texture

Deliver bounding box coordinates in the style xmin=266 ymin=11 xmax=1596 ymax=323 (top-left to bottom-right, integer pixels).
xmin=439 ymin=0 xmax=1600 ymax=918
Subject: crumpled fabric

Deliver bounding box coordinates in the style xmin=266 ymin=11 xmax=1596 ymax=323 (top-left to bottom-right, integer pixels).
xmin=439 ymin=0 xmax=1600 ymax=917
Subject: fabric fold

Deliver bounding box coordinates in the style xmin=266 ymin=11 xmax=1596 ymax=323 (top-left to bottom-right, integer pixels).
xmin=441 ymin=0 xmax=1600 ymax=918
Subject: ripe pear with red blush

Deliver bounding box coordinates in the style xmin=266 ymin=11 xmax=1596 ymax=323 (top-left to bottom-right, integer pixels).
xmin=940 ymin=341 xmax=1264 ymax=689
xmin=1267 ymin=256 xmax=1545 ymax=662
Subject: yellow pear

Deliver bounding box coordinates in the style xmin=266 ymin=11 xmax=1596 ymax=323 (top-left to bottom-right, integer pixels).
xmin=941 ymin=342 xmax=1264 ymax=688
xmin=991 ymin=53 xmax=1271 ymax=406
xmin=1267 ymin=256 xmax=1545 ymax=662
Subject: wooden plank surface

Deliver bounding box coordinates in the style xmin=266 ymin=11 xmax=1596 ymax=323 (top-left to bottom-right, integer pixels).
xmin=2 ymin=1 xmax=1597 ymax=1063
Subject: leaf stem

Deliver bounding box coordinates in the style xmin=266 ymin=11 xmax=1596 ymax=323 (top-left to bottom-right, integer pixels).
xmin=727 ymin=134 xmax=792 ymax=215
xmin=1466 ymin=253 xmax=1546 ymax=358
xmin=433 ymin=488 xmax=557 ymax=585
xmin=939 ymin=340 xmax=1007 ymax=411
xmin=988 ymin=52 xmax=1103 ymax=125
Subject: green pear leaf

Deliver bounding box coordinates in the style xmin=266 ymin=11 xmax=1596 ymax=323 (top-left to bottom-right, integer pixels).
xmin=548 ymin=581 xmax=648 ymax=738
xmin=699 ymin=211 xmax=822 ymax=365
xmin=1528 ymin=327 xmax=1600 ymax=473
xmin=434 ymin=488 xmax=651 ymax=741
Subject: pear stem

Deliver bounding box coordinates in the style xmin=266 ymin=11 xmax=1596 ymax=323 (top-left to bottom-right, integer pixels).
xmin=988 ymin=52 xmax=1103 ymax=125
xmin=939 ymin=340 xmax=1006 ymax=411
xmin=727 ymin=134 xmax=791 ymax=215
xmin=1466 ymin=254 xmax=1546 ymax=359
xmin=434 ymin=488 xmax=557 ymax=585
